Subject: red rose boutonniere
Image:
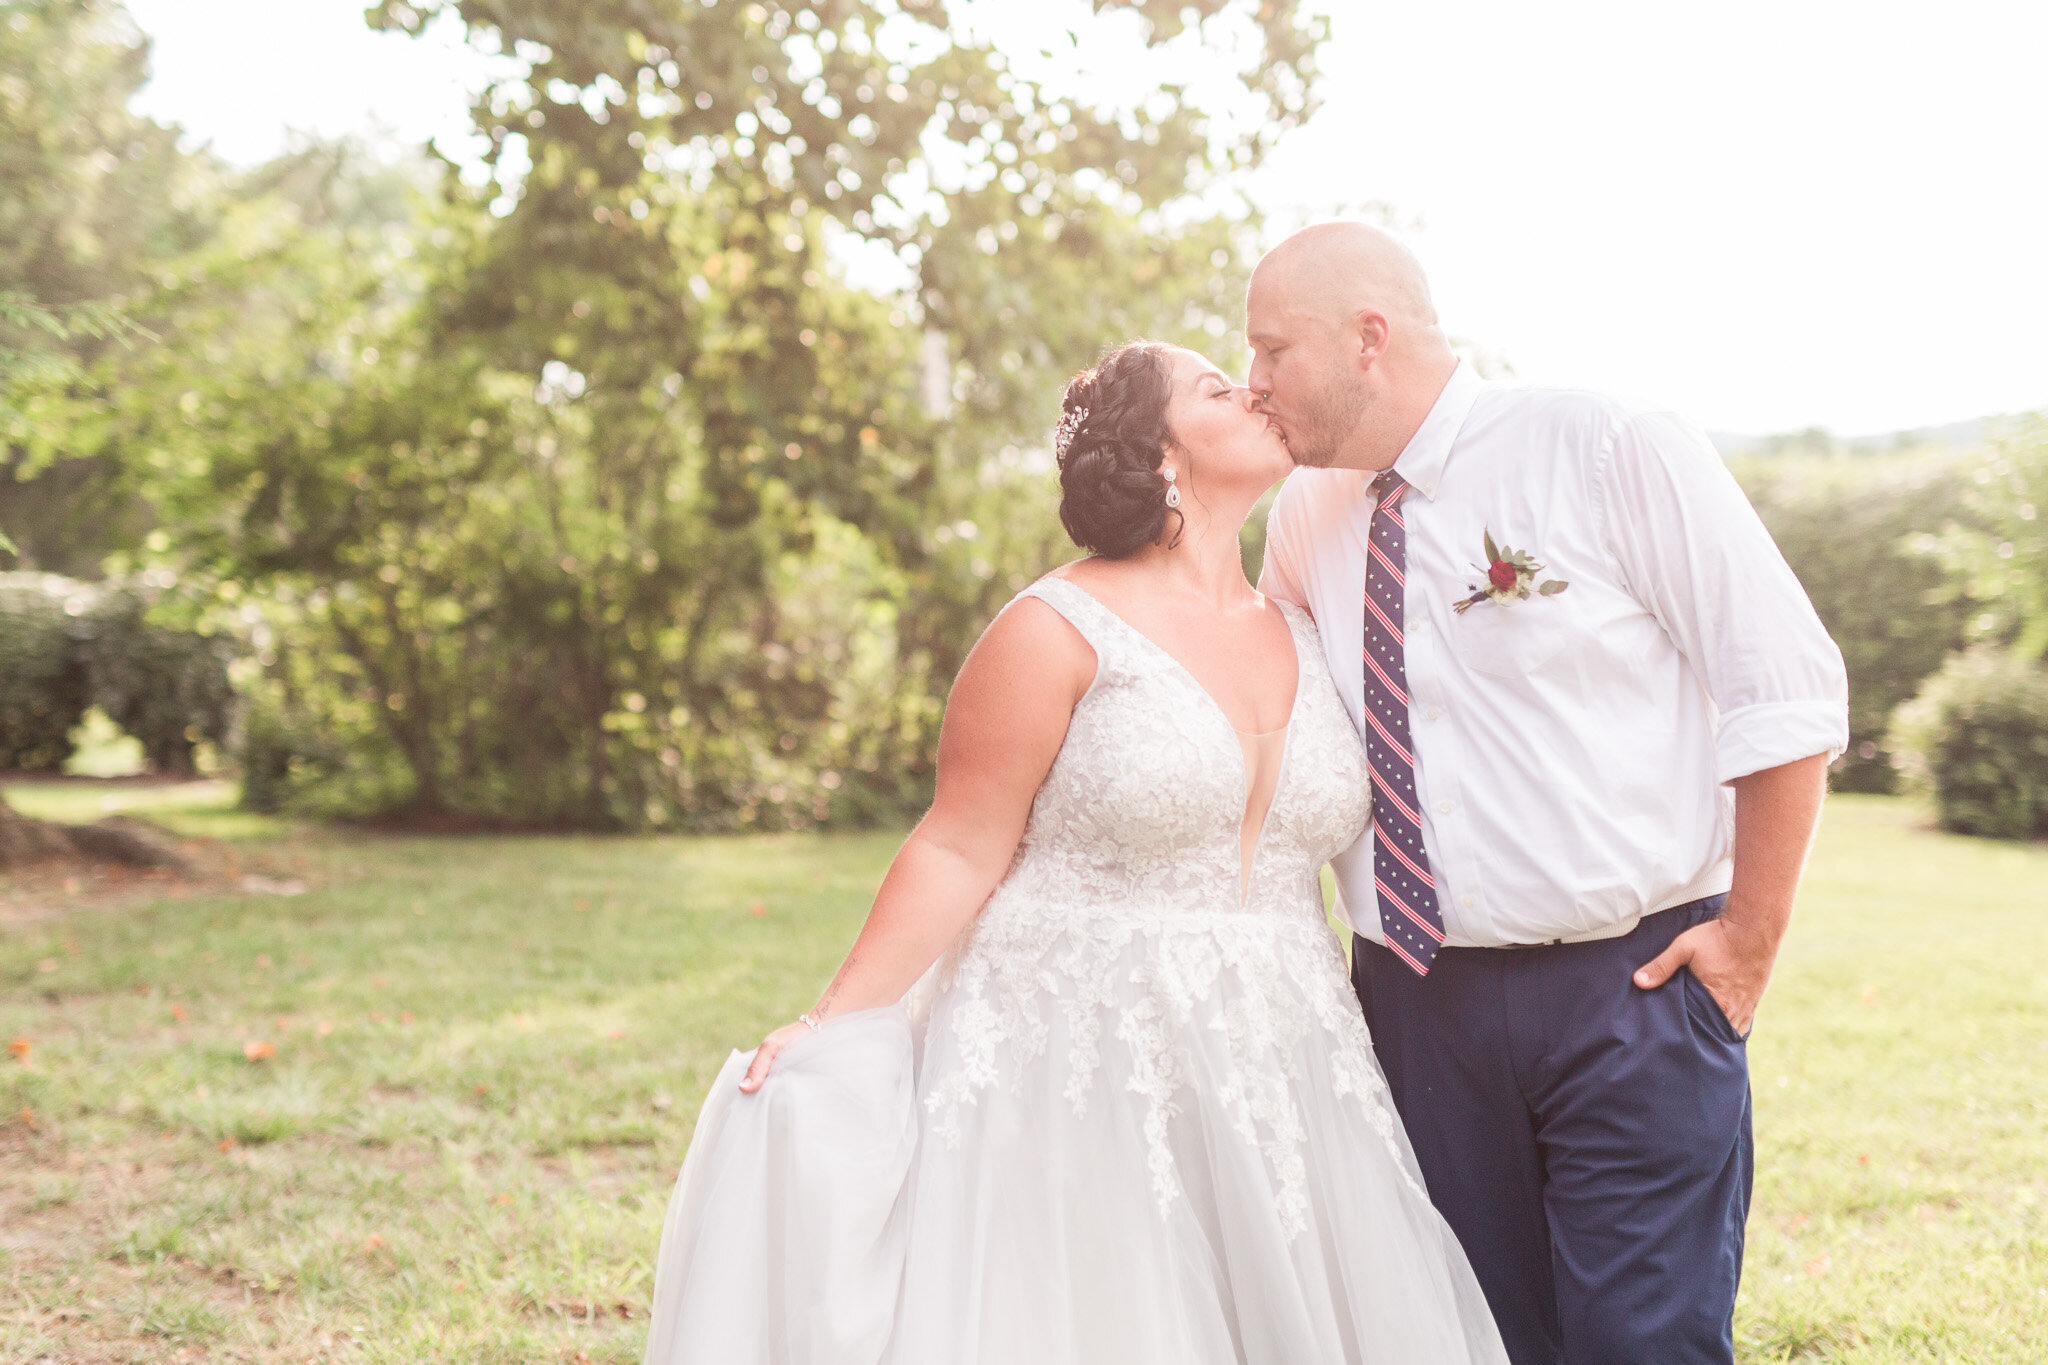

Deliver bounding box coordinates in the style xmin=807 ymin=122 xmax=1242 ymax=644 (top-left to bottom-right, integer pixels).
xmin=1453 ymin=529 xmax=1570 ymax=614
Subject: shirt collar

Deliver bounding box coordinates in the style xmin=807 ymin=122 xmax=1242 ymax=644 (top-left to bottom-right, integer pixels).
xmin=1390 ymin=359 xmax=1482 ymax=501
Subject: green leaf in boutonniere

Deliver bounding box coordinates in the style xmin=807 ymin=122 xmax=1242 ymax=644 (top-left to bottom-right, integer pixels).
xmin=1538 ymin=579 xmax=1570 ymax=595
xmin=1482 ymin=528 xmax=1501 ymax=565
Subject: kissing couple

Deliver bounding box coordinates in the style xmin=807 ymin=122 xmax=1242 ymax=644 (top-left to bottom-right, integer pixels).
xmin=641 ymin=223 xmax=1849 ymax=1365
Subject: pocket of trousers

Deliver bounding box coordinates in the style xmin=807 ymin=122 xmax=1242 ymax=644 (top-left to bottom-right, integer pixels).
xmin=1681 ymin=965 xmax=1750 ymax=1045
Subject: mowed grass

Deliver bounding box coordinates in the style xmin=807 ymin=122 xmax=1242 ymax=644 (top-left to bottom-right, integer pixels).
xmin=0 ymin=789 xmax=2043 ymax=1363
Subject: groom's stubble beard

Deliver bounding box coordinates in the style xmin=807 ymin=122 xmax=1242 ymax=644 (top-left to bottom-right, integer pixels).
xmin=1281 ymin=362 xmax=1373 ymax=469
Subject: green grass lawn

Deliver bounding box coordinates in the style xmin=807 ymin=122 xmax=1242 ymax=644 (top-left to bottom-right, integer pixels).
xmin=1 ymin=788 xmax=2043 ymax=1363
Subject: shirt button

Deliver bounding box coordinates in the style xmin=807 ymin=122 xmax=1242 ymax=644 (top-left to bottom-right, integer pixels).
xmin=1460 ymin=894 xmax=1476 ymax=909
xmin=1435 ymin=799 xmax=1454 ymax=814
xmin=1425 ymin=706 xmax=1442 ymax=721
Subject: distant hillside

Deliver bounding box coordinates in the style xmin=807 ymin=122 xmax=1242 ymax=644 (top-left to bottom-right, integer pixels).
xmin=1711 ymin=412 xmax=2035 ymax=459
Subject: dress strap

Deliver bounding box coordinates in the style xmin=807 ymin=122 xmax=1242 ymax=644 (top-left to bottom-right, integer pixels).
xmin=1006 ymin=576 xmax=1135 ymax=695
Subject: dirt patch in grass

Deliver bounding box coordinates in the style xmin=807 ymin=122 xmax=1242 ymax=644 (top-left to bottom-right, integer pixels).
xmin=0 ymin=846 xmax=313 ymax=926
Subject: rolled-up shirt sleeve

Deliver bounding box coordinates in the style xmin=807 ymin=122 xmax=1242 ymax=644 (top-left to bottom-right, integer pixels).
xmin=1596 ymin=410 xmax=1850 ymax=784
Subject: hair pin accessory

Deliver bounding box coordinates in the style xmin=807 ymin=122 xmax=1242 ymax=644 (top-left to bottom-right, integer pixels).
xmin=1054 ymin=405 xmax=1088 ymax=460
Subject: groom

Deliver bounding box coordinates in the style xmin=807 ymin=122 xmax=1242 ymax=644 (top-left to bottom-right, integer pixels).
xmin=1250 ymin=223 xmax=1847 ymax=1365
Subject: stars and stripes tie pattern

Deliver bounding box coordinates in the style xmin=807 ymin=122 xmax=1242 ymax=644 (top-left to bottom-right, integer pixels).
xmin=1362 ymin=470 xmax=1446 ymax=976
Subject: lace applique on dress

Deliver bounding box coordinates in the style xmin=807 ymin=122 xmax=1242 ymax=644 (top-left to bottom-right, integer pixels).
xmin=918 ymin=576 xmax=1415 ymax=1236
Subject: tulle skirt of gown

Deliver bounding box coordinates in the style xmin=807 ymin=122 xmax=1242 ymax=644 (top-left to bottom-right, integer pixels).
xmin=643 ymin=574 xmax=1505 ymax=1363
xmin=642 ymin=916 xmax=1508 ymax=1365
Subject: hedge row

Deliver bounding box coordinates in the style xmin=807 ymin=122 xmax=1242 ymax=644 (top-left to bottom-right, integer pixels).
xmin=0 ymin=572 xmax=236 ymax=775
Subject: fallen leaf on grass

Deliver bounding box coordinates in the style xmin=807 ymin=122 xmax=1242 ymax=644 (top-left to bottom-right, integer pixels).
xmin=7 ymin=1038 xmax=27 ymax=1062
xmin=492 ymin=1192 xmax=514 ymax=1205
xmin=243 ymin=1040 xmax=277 ymax=1061
xmin=605 ymin=1027 xmax=626 ymax=1040
xmin=362 ymin=1234 xmax=384 ymax=1250
xmin=256 ymin=954 xmax=273 ymax=969
xmin=1804 ymin=1254 xmax=1831 ymax=1276
xmin=316 ymin=1021 xmax=334 ymax=1037
xmin=1860 ymin=985 xmax=1878 ymax=1005
xmin=218 ymin=1137 xmax=235 ymax=1152
xmin=170 ymin=1003 xmax=186 ymax=1022
xmin=18 ymin=1107 xmax=34 ymax=1129
xmin=749 ymin=900 xmax=769 ymax=918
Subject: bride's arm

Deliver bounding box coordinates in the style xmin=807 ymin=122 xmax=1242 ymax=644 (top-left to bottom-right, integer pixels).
xmin=738 ymin=597 xmax=1093 ymax=1091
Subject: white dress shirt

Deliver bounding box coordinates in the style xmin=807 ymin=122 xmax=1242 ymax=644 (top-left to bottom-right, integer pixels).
xmin=1259 ymin=362 xmax=1849 ymax=947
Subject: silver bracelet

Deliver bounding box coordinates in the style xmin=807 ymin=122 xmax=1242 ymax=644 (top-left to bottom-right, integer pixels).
xmin=797 ymin=1012 xmax=823 ymax=1032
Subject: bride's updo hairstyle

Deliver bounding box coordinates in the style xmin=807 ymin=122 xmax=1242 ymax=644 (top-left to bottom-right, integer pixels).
xmin=1054 ymin=341 xmax=1184 ymax=558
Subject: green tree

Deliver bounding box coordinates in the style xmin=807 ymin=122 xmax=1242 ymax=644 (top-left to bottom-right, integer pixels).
xmin=1926 ymin=418 xmax=2048 ymax=660
xmin=0 ymin=0 xmax=193 ymax=574
xmin=119 ymin=0 xmax=1328 ymax=829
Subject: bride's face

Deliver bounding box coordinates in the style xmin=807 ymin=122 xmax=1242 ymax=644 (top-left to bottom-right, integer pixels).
xmin=1161 ymin=348 xmax=1293 ymax=499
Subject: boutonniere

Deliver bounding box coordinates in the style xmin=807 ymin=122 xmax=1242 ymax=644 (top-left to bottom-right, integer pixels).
xmin=1454 ymin=529 xmax=1570 ymax=613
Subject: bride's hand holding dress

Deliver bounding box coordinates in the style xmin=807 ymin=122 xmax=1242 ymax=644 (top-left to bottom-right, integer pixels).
xmin=737 ymin=592 xmax=1094 ymax=1093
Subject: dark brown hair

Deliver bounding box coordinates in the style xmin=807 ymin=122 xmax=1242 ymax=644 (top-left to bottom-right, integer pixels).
xmin=1054 ymin=342 xmax=1183 ymax=558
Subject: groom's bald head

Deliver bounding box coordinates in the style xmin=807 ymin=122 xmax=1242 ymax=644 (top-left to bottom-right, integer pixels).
xmin=1245 ymin=223 xmax=1456 ymax=472
xmin=1249 ymin=222 xmax=1439 ymax=333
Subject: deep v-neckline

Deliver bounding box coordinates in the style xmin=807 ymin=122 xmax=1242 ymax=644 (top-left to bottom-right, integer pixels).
xmin=1043 ymin=577 xmax=1306 ymax=738
xmin=1040 ymin=577 xmax=1307 ymax=905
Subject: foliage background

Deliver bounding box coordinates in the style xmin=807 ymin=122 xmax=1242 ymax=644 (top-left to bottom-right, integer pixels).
xmin=2 ymin=0 xmax=2045 ymax=836
xmin=2 ymin=0 xmax=1332 ymax=831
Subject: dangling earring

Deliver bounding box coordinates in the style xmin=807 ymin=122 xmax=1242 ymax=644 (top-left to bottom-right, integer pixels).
xmin=1163 ymin=467 xmax=1181 ymax=508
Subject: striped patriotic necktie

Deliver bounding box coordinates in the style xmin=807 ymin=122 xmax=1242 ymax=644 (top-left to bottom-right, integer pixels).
xmin=1362 ymin=470 xmax=1446 ymax=976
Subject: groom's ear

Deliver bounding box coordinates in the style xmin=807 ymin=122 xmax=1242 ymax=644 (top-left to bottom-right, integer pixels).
xmin=1351 ymin=308 xmax=1392 ymax=370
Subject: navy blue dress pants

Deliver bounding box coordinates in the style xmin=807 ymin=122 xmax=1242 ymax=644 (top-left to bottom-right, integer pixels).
xmin=1352 ymin=895 xmax=1751 ymax=1365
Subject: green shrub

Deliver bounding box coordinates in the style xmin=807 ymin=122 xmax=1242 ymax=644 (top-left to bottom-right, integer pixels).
xmin=81 ymin=578 xmax=237 ymax=776
xmin=0 ymin=571 xmax=239 ymax=777
xmin=233 ymin=681 xmax=371 ymax=816
xmin=0 ymin=572 xmax=92 ymax=770
xmin=1735 ymin=451 xmax=1980 ymax=793
xmin=1888 ymin=647 xmax=2048 ymax=839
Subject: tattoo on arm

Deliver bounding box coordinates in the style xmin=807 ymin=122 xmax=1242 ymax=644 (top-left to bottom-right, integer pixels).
xmin=812 ymin=952 xmax=856 ymax=1022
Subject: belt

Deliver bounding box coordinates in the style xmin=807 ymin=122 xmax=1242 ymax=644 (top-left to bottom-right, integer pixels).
xmin=1494 ymin=915 xmax=1646 ymax=949
xmin=1491 ymin=893 xmax=1723 ymax=949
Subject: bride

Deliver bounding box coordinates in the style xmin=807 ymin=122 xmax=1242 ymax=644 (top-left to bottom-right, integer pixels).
xmin=643 ymin=342 xmax=1508 ymax=1364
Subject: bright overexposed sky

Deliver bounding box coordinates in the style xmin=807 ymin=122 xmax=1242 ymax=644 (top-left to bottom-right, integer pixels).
xmin=123 ymin=0 xmax=2048 ymax=436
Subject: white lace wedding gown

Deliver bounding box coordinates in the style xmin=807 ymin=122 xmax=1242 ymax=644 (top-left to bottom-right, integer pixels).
xmin=643 ymin=577 xmax=1508 ymax=1365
